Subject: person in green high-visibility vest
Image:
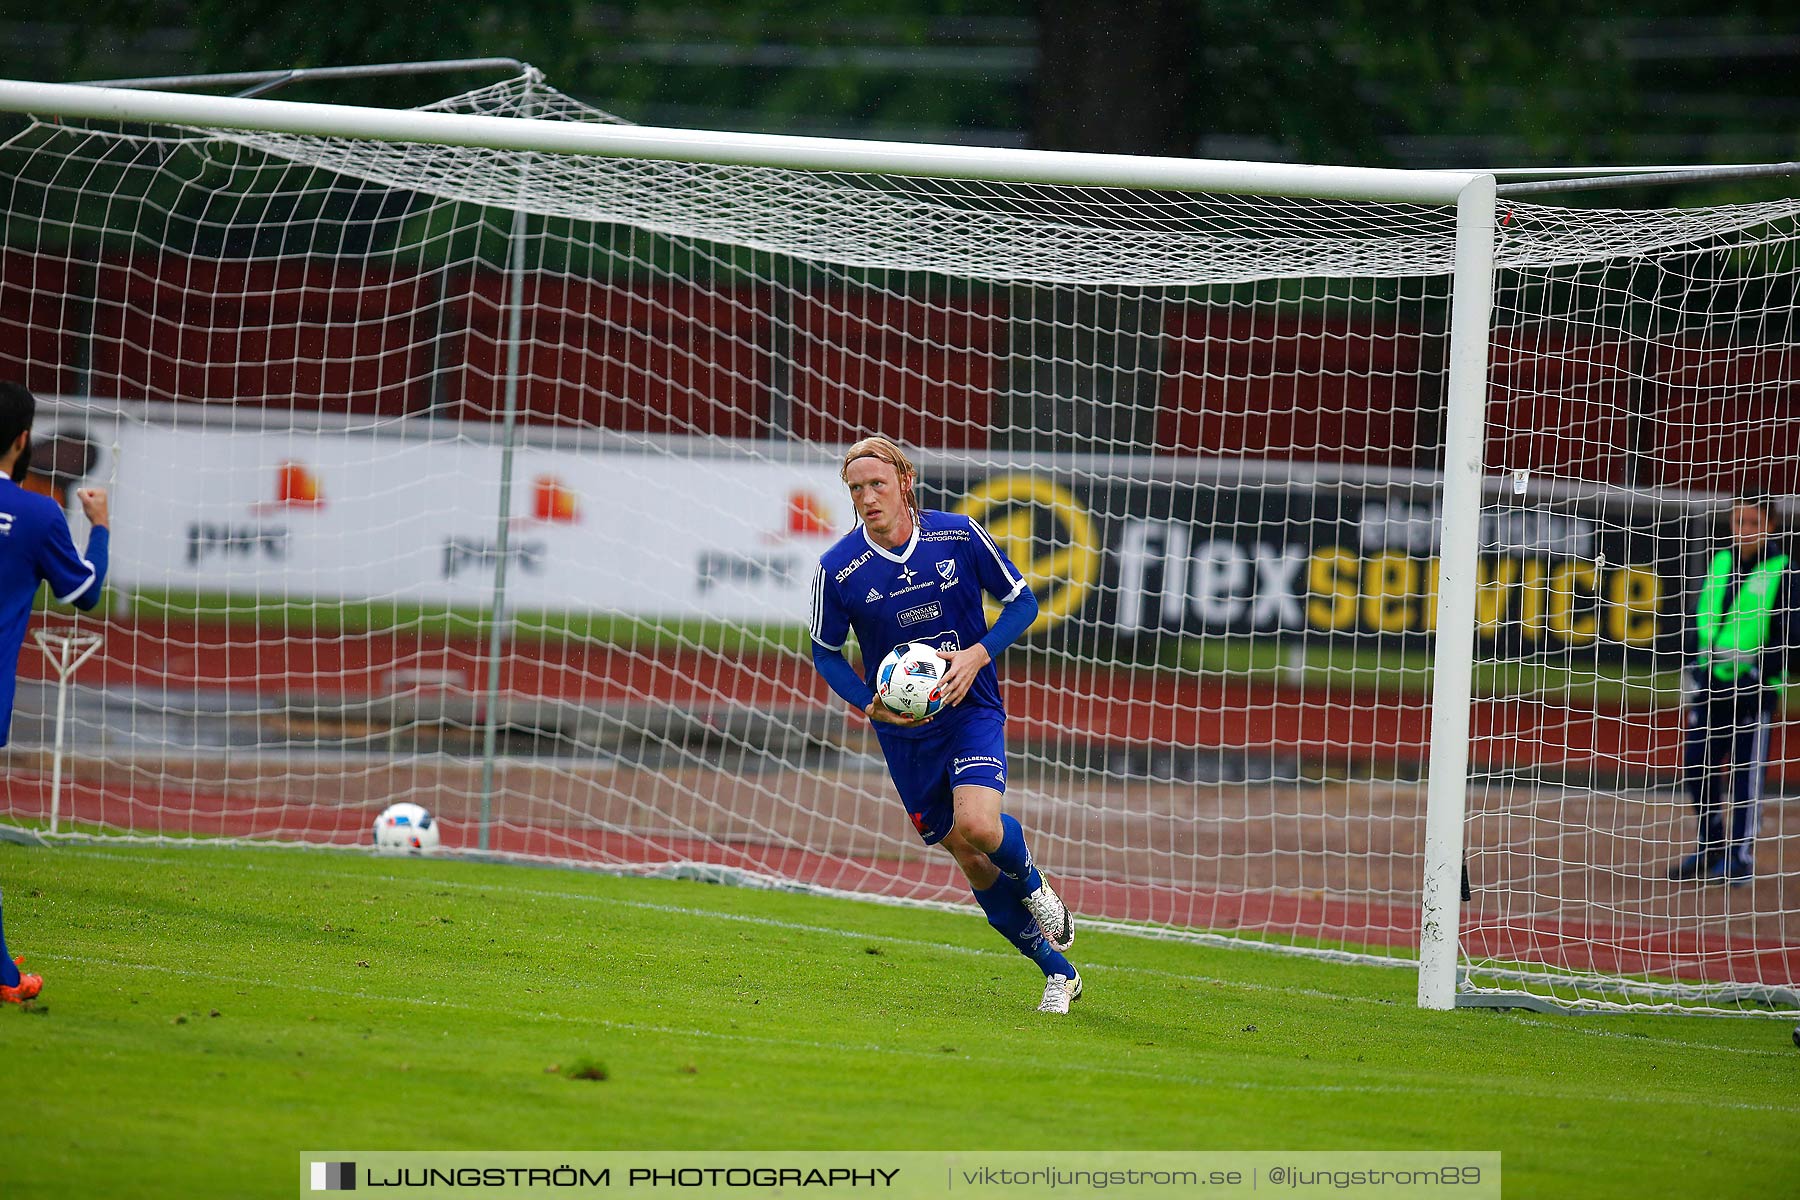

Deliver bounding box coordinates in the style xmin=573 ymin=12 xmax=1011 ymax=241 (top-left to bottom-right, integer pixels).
xmin=1667 ymin=491 xmax=1797 ymax=886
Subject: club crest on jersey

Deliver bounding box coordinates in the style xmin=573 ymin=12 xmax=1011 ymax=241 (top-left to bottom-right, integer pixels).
xmin=936 ymin=560 xmax=956 ymax=581
xmin=865 ymin=587 xmax=882 ymax=603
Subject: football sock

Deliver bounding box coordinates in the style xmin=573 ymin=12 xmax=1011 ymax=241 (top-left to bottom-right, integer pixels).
xmin=1699 ymin=812 xmax=1726 ymax=855
xmin=985 ymin=813 xmax=1044 ymax=895
xmin=0 ymin=889 xmax=18 ymax=988
xmin=1728 ymin=803 xmax=1757 ymax=860
xmin=972 ymin=882 xmax=1074 ymax=979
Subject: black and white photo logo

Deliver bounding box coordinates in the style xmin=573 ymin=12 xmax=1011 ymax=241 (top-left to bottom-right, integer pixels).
xmin=310 ymin=1161 xmax=356 ymax=1191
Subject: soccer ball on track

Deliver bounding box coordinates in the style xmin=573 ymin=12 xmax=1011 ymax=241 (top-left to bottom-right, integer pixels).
xmin=875 ymin=642 xmax=948 ymax=720
xmin=373 ymin=802 xmax=441 ymax=855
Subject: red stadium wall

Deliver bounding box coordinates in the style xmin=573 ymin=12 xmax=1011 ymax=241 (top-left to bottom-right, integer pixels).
xmin=449 ymin=274 xmax=777 ymax=436
xmin=86 ymin=257 xmax=431 ymax=416
xmin=788 ymin=288 xmax=1003 ymax=450
xmin=0 ymin=249 xmax=83 ymax=398
xmin=1157 ymin=308 xmax=1434 ymax=466
xmin=10 ymin=250 xmax=1794 ymax=490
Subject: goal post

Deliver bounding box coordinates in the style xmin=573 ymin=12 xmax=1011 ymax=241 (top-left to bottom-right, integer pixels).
xmin=1419 ymin=174 xmax=1499 ymax=1010
xmin=1 ymin=69 xmax=1793 ymax=1018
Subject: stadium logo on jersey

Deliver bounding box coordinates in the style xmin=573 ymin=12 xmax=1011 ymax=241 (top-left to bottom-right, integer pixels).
xmin=834 ymin=549 xmax=873 ymax=583
xmin=936 ymin=560 xmax=956 ymax=581
xmin=865 ymin=587 xmax=882 ymax=603
xmin=897 ymin=601 xmax=942 ymax=628
xmin=0 ymin=512 xmax=11 ymax=536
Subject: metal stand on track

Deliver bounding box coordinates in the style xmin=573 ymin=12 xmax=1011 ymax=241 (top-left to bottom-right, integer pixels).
xmin=33 ymin=628 xmax=103 ymax=835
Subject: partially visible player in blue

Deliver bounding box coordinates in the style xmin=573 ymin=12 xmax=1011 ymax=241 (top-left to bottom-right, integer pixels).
xmin=0 ymin=382 xmax=111 ymax=1005
xmin=810 ymin=436 xmax=1081 ymax=1014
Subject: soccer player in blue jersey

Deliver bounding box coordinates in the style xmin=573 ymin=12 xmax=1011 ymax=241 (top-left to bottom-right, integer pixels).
xmin=810 ymin=435 xmax=1082 ymax=1014
xmin=0 ymin=382 xmax=111 ymax=1005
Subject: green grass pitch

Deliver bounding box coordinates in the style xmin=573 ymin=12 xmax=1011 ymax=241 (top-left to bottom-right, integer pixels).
xmin=2 ymin=842 xmax=1795 ymax=1198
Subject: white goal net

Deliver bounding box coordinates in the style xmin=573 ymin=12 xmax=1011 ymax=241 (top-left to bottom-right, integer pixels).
xmin=0 ymin=69 xmax=1794 ymax=1014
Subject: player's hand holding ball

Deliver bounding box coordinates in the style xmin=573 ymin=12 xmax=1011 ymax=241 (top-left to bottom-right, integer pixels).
xmin=935 ymin=644 xmax=990 ymax=707
xmin=864 ymin=697 xmax=923 ymax=726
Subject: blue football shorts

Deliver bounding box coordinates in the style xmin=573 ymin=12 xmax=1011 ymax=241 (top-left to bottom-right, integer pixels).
xmin=874 ymin=705 xmax=1008 ymax=845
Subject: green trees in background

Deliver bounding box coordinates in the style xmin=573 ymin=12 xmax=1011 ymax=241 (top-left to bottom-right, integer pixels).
xmin=15 ymin=1 xmax=1797 ymax=175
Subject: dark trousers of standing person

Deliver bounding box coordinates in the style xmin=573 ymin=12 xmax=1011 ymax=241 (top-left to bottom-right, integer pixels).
xmin=1677 ymin=674 xmax=1773 ymax=883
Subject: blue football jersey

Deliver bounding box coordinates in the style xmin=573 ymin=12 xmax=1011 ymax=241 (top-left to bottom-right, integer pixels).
xmin=0 ymin=478 xmax=106 ymax=744
xmin=810 ymin=508 xmax=1029 ymax=738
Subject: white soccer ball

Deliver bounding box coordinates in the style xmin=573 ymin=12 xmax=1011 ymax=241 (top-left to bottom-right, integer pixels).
xmin=372 ymin=802 xmax=441 ymax=855
xmin=875 ymin=642 xmax=948 ymax=720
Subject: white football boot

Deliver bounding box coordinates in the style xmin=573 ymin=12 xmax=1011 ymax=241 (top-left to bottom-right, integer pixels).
xmin=1037 ymin=971 xmax=1083 ymax=1014
xmin=1021 ymin=879 xmax=1074 ymax=951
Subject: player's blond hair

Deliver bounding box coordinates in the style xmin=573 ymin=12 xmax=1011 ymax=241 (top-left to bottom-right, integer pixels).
xmin=840 ymin=435 xmax=920 ymax=521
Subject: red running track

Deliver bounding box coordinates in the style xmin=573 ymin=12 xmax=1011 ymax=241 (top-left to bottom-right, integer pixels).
xmin=10 ymin=620 xmax=1796 ymax=993
xmin=23 ymin=619 xmax=1791 ymax=778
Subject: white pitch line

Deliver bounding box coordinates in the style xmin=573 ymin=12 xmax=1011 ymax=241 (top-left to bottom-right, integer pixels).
xmin=1506 ymin=1015 xmax=1797 ymax=1060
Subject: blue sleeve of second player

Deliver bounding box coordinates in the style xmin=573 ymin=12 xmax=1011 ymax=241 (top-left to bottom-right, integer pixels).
xmin=72 ymin=525 xmax=109 ymax=612
xmin=36 ymin=506 xmax=105 ymax=609
xmin=812 ymin=642 xmax=875 ymax=711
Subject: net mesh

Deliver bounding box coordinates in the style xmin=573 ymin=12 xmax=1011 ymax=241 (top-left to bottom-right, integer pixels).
xmin=1 ymin=71 xmax=1795 ymax=1013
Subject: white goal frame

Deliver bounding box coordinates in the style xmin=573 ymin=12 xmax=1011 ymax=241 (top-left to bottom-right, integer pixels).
xmin=0 ymin=75 xmax=1499 ymax=1012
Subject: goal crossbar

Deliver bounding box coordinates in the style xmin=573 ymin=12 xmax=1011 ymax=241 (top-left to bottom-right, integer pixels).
xmin=0 ymin=76 xmax=1480 ymax=203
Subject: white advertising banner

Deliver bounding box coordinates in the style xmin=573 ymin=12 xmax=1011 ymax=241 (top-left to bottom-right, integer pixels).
xmin=108 ymin=425 xmax=854 ymax=620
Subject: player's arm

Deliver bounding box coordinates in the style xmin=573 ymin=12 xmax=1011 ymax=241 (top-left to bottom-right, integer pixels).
xmin=810 ymin=642 xmax=925 ymax=727
xmin=1679 ymin=549 xmax=1711 ymax=707
xmin=809 ymin=563 xmax=925 ymax=727
xmin=810 ymin=640 xmax=873 ymax=711
xmin=809 ymin=561 xmax=907 ymax=726
xmin=36 ymin=488 xmax=110 ymax=612
xmin=938 ymin=517 xmax=1037 ymax=706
